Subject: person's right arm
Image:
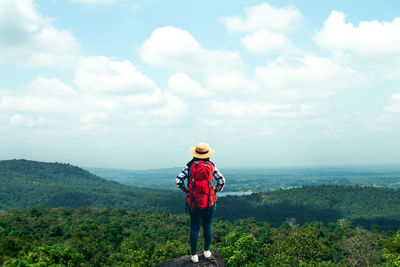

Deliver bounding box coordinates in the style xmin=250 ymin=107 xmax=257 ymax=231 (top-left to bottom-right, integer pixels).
xmin=176 ymin=166 xmax=189 ymax=193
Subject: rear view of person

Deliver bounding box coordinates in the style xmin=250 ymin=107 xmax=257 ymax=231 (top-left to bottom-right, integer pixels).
xmin=176 ymin=142 xmax=225 ymax=263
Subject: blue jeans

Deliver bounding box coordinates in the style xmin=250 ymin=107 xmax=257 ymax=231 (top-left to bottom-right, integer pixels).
xmin=189 ymin=204 xmax=216 ymax=255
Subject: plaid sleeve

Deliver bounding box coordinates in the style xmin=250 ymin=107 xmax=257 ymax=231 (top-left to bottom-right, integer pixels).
xmin=175 ymin=166 xmax=189 ymax=188
xmin=213 ymin=166 xmax=225 ymax=191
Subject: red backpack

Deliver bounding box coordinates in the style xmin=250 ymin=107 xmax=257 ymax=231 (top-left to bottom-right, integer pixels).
xmin=187 ymin=161 xmax=216 ymax=209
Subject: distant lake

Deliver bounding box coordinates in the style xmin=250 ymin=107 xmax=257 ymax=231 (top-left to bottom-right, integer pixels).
xmin=218 ymin=192 xmax=253 ymax=197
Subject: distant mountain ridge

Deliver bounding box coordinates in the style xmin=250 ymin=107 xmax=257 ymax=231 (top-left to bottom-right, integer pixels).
xmin=87 ymin=165 xmax=400 ymax=192
xmin=0 ymin=159 xmax=184 ymax=212
xmin=85 ymin=166 xmax=181 ymax=189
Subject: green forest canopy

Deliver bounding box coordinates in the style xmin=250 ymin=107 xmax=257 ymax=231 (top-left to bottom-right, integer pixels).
xmin=1 ymin=207 xmax=400 ymax=266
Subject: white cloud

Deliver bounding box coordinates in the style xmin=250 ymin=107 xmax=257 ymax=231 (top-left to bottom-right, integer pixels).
xmin=222 ymin=2 xmax=302 ymax=55
xmin=210 ymin=100 xmax=314 ymax=118
xmin=0 ymin=0 xmax=80 ymax=67
xmin=315 ymin=11 xmax=400 ymax=58
xmin=255 ymin=56 xmax=364 ymax=99
xmin=0 ymin=77 xmax=80 ymax=114
xmin=139 ymin=26 xmax=261 ymax=93
xmin=221 ymin=2 xmax=302 ymax=33
xmin=27 ymin=77 xmax=78 ymax=98
xmin=205 ymin=71 xmax=261 ymax=92
xmin=241 ymin=30 xmax=297 ymax=55
xmin=314 ymin=11 xmax=400 ymax=80
xmin=150 ymin=94 xmax=188 ymax=125
xmin=167 ymin=73 xmax=213 ymax=98
xmin=385 ymin=93 xmax=400 ymax=113
xmin=0 ymin=94 xmax=80 ymax=114
xmin=75 ymin=56 xmax=157 ymax=94
xmin=80 ymin=112 xmax=109 ymax=131
xmin=1 ymin=74 xmax=188 ymax=130
xmin=137 ymin=26 xmax=242 ymax=75
xmin=122 ymin=89 xmax=163 ymax=106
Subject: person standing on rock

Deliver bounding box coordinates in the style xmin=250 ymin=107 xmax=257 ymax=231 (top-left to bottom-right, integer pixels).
xmin=176 ymin=142 xmax=225 ymax=263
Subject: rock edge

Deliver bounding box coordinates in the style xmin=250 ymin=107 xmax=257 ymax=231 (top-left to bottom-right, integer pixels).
xmin=155 ymin=250 xmax=226 ymax=267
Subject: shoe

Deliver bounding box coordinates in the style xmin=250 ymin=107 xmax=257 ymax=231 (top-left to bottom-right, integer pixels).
xmin=204 ymin=250 xmax=212 ymax=258
xmin=191 ymin=254 xmax=199 ymax=263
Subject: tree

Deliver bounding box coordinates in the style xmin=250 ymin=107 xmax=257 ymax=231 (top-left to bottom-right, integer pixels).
xmin=25 ymin=244 xmax=84 ymax=266
xmin=263 ymin=226 xmax=328 ymax=266
xmin=383 ymin=231 xmax=400 ymax=266
xmin=342 ymin=227 xmax=380 ymax=267
xmin=220 ymin=231 xmax=260 ymax=267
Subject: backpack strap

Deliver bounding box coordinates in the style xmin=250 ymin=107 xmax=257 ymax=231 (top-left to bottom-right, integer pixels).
xmin=190 ymin=162 xmax=197 ymax=209
xmin=207 ymin=178 xmax=211 ymax=208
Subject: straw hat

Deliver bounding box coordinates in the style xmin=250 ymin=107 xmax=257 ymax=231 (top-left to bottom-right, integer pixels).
xmin=190 ymin=142 xmax=215 ymax=159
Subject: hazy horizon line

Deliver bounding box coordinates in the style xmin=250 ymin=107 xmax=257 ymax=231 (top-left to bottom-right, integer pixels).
xmin=3 ymin=158 xmax=400 ymax=172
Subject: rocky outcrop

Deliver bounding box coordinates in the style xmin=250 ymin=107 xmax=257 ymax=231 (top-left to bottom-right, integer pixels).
xmin=155 ymin=250 xmax=226 ymax=267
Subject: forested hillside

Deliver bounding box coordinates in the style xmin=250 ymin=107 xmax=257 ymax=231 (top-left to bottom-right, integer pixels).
xmin=218 ymin=185 xmax=400 ymax=230
xmin=0 ymin=159 xmax=184 ymax=213
xmin=1 ymin=207 xmax=400 ymax=266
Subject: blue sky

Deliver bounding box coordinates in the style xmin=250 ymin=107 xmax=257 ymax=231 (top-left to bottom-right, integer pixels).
xmin=1 ymin=0 xmax=400 ymax=169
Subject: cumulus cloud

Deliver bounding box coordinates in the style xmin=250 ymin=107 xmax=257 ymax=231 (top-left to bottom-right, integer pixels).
xmin=167 ymin=73 xmax=213 ymax=98
xmin=314 ymin=11 xmax=400 ymax=79
xmin=205 ymin=71 xmax=261 ymax=92
xmin=255 ymin=56 xmax=365 ymax=99
xmin=0 ymin=0 xmax=80 ymax=67
xmin=80 ymin=112 xmax=110 ymax=131
xmin=122 ymin=89 xmax=163 ymax=106
xmin=0 ymin=94 xmax=77 ymax=114
xmin=0 ymin=78 xmax=80 ymax=114
xmin=241 ymin=30 xmax=297 ymax=55
xmin=209 ymin=100 xmax=314 ymax=118
xmin=75 ymin=56 xmax=158 ymax=94
xmin=1 ymin=74 xmax=187 ymax=131
xmin=137 ymin=26 xmax=242 ymax=75
xmin=315 ymin=11 xmax=400 ymax=58
xmin=221 ymin=2 xmax=302 ymax=33
xmin=138 ymin=26 xmax=262 ymax=92
xmin=221 ymin=2 xmax=302 ymax=55
xmin=150 ymin=94 xmax=188 ymax=125
xmin=27 ymin=77 xmax=78 ymax=98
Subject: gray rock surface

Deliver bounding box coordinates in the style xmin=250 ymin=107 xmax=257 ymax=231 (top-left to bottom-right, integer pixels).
xmin=155 ymin=250 xmax=226 ymax=267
